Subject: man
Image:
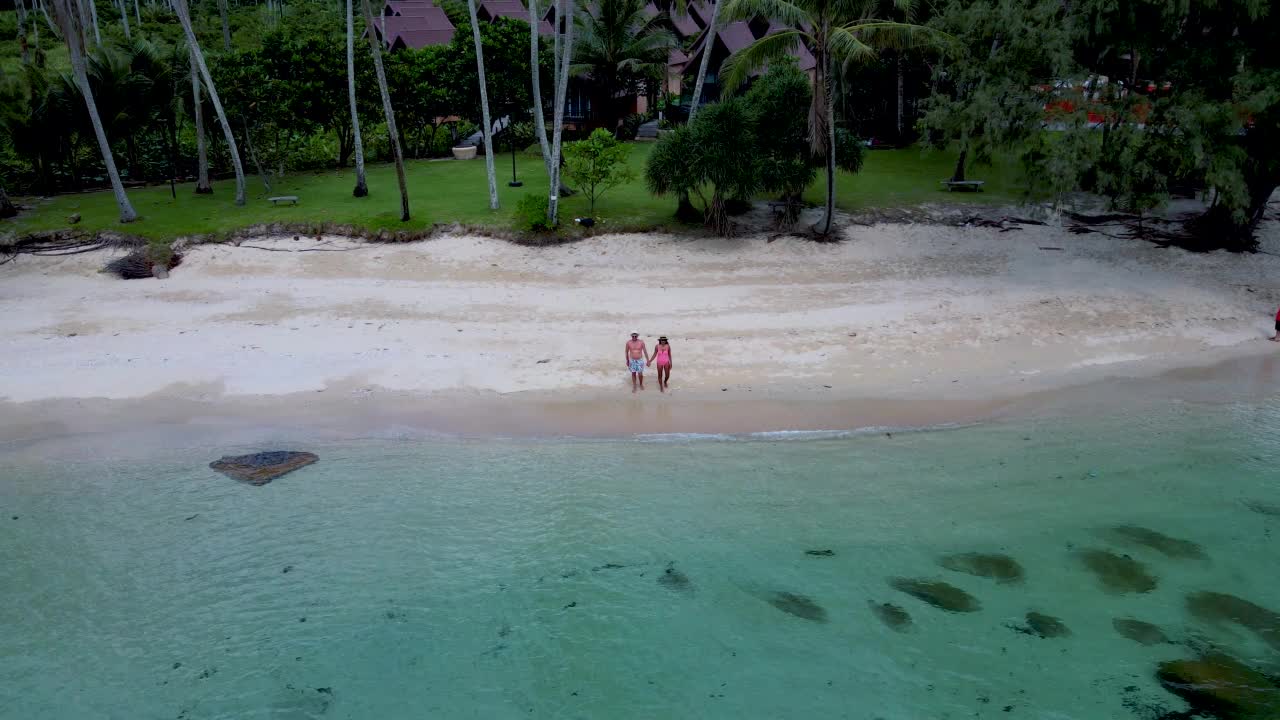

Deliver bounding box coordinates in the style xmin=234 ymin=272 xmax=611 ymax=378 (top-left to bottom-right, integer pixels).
xmin=625 ymin=332 xmax=648 ymax=392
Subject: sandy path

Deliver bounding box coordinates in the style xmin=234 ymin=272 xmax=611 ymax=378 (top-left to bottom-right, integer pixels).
xmin=1 ymin=222 xmax=1278 ymax=409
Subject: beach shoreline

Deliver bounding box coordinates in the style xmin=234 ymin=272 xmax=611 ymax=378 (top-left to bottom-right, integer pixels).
xmin=2 ymin=219 xmax=1278 ymax=445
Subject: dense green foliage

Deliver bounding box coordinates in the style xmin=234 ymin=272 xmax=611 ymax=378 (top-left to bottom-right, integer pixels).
xmin=2 ymin=0 xmax=1275 ymax=247
xmin=569 ymin=0 xmax=675 ymax=132
xmin=924 ymin=0 xmax=1280 ymax=248
xmin=646 ymin=97 xmax=760 ymax=235
xmin=0 ymin=0 xmax=551 ymax=196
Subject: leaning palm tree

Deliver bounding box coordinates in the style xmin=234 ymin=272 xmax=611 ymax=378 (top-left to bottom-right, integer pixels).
xmin=50 ymin=0 xmax=137 ymax=221
xmin=528 ymin=0 xmax=552 ymax=174
xmin=171 ymin=0 xmax=246 ymax=204
xmin=687 ymin=0 xmax=719 ymax=121
xmin=570 ymin=0 xmax=676 ymax=134
xmin=361 ymin=0 xmax=410 ymax=221
xmin=465 ymin=0 xmax=498 ymax=210
xmin=346 ymin=0 xmax=367 ymax=196
xmin=720 ymin=0 xmax=936 ymax=234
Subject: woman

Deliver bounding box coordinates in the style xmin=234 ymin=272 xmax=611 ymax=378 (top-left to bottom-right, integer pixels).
xmin=648 ymin=336 xmax=673 ymax=392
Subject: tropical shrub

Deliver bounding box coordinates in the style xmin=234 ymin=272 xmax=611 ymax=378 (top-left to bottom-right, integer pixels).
xmin=514 ymin=192 xmax=552 ymax=232
xmin=745 ymin=59 xmax=814 ymax=226
xmin=645 ymin=98 xmax=759 ymax=235
xmin=563 ymin=128 xmax=634 ymax=216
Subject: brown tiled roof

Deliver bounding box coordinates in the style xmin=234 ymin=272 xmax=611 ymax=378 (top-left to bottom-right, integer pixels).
xmin=478 ymin=0 xmax=526 ymax=20
xmin=381 ymin=10 xmax=456 ymax=48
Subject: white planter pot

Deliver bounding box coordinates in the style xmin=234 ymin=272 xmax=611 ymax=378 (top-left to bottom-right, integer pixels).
xmin=452 ymin=146 xmax=477 ymax=160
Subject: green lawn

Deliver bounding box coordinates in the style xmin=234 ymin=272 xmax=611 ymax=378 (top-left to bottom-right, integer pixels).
xmin=3 ymin=143 xmax=1022 ymax=241
xmin=810 ymin=145 xmax=1024 ymax=209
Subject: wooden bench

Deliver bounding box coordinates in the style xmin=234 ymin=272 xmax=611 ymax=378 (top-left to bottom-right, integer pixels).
xmin=268 ymin=195 xmax=299 ymax=206
xmin=940 ymin=180 xmax=985 ymax=192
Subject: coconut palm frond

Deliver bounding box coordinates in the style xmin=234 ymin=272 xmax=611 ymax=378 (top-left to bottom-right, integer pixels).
xmin=838 ymin=20 xmax=953 ymax=53
xmin=722 ymin=0 xmax=808 ymax=28
xmin=720 ymin=28 xmax=806 ymax=93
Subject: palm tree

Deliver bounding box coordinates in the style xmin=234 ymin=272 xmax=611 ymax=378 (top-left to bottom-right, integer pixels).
xmin=529 ymin=0 xmax=552 ymax=174
xmin=50 ymin=0 xmax=137 ymax=222
xmin=547 ymin=0 xmax=575 ymax=225
xmin=171 ymin=0 xmax=246 ymax=205
xmin=50 ymin=0 xmax=135 ymax=220
xmin=189 ymin=45 xmax=212 ymax=193
xmin=346 ymin=0 xmax=367 ymax=196
xmin=117 ymin=0 xmax=131 ymax=38
xmin=465 ymin=0 xmax=498 ymax=210
xmin=720 ymin=0 xmax=936 ymax=234
xmin=570 ymin=0 xmax=676 ymax=134
xmin=216 ymin=0 xmax=231 ymax=50
xmin=83 ymin=0 xmax=101 ymax=46
xmin=687 ymin=0 xmax=719 ymax=121
xmin=361 ymin=0 xmax=410 ymax=221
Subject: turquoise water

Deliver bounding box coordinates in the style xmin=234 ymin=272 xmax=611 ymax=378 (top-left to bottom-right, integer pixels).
xmin=2 ymin=401 xmax=1279 ymax=719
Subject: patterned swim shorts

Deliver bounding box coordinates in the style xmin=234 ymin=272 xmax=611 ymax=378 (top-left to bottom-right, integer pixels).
xmin=629 ymin=358 xmax=646 ymax=373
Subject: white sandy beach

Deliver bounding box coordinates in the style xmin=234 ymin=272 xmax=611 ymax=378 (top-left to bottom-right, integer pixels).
xmin=2 ymin=216 xmax=1279 ymax=437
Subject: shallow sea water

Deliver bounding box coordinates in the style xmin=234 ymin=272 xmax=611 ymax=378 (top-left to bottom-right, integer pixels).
xmin=2 ymin=399 xmax=1280 ymax=719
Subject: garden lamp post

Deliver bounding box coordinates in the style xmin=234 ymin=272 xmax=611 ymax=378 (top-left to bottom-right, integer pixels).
xmin=509 ymin=131 xmax=522 ymax=187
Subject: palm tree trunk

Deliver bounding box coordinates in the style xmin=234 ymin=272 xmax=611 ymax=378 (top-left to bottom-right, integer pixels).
xmin=820 ymin=45 xmax=835 ymax=235
xmin=118 ymin=0 xmax=130 ymax=38
xmin=347 ymin=0 xmax=367 ymax=196
xmin=40 ymin=0 xmax=58 ymax=37
xmin=16 ymin=0 xmax=30 ymax=65
xmin=54 ymin=0 xmax=137 ymax=222
xmin=133 ymin=0 xmax=140 ymax=25
xmin=0 ymin=184 xmax=17 ymax=218
xmin=466 ymin=0 xmax=499 ymax=210
xmin=217 ymin=0 xmax=230 ymax=50
xmin=175 ymin=0 xmax=246 ymax=205
xmin=547 ymin=0 xmax=573 ymax=226
xmin=85 ymin=0 xmax=100 ymax=46
xmin=190 ymin=48 xmax=212 ymax=193
xmin=241 ymin=117 xmax=272 ymax=192
xmin=75 ymin=0 xmax=91 ymax=46
xmin=895 ymin=53 xmax=904 ymax=137
xmin=687 ymin=0 xmax=718 ymax=122
xmin=529 ymin=0 xmax=552 ymax=175
xmin=362 ymin=0 xmax=409 ymax=221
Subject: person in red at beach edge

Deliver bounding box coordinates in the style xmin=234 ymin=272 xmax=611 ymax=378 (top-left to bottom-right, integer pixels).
xmin=1273 ymin=307 xmax=1280 ymax=342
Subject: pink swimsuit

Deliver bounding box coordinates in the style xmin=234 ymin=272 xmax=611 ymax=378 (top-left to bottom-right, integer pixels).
xmin=655 ymin=347 xmax=670 ymax=367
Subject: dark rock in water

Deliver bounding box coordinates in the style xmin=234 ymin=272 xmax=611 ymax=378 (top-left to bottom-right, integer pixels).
xmin=657 ymin=563 xmax=691 ymax=592
xmin=1157 ymin=651 xmax=1280 ymax=719
xmin=1113 ymin=618 xmax=1169 ymax=646
xmin=938 ymin=552 xmax=1024 ymax=584
xmin=805 ymin=549 xmax=835 ymax=557
xmin=1244 ymin=500 xmax=1280 ymax=517
xmin=1106 ymin=525 xmax=1206 ymax=560
xmin=869 ymin=601 xmax=913 ymax=632
xmin=1077 ymin=549 xmax=1157 ymax=594
xmin=592 ymin=563 xmax=625 ymax=572
xmin=1021 ymin=612 xmax=1070 ymax=638
xmin=1187 ymin=591 xmax=1280 ymax=652
xmin=209 ymin=451 xmax=318 ymax=486
xmin=889 ymin=578 xmax=981 ymax=613
xmin=767 ymin=592 xmax=828 ymax=623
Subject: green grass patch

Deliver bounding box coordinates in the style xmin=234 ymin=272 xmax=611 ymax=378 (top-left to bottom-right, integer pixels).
xmin=807 ymin=145 xmax=1025 ymax=209
xmin=4 ymin=143 xmax=1017 ymax=241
